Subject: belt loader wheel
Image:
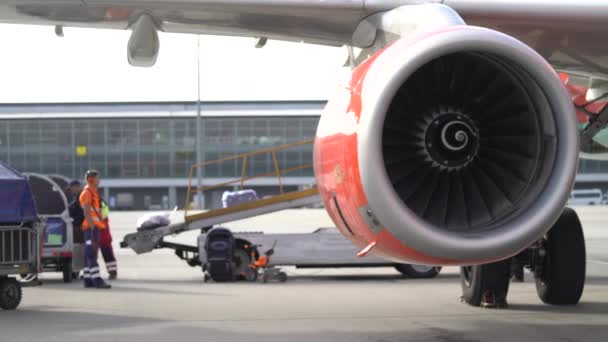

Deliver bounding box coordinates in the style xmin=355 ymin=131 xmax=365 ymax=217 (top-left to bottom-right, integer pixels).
xmin=395 ymin=264 xmax=442 ymax=278
xmin=233 ymin=248 xmax=251 ymax=281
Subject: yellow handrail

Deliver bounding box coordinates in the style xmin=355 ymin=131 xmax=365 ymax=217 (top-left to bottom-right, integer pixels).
xmin=184 ymin=139 xmax=314 ymax=218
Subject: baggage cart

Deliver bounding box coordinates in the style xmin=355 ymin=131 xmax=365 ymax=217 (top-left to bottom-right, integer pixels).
xmin=0 ymin=162 xmax=43 ymax=310
xmin=24 ymin=173 xmax=84 ymax=283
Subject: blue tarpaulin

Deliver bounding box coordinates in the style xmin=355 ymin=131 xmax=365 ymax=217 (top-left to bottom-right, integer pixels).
xmin=0 ymin=161 xmax=39 ymax=223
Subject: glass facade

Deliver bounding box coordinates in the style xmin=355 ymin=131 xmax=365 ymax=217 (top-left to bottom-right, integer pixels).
xmin=0 ymin=116 xmax=319 ymax=179
xmin=578 ymin=158 xmax=608 ymax=174
xmin=3 ymin=106 xmax=608 ymax=182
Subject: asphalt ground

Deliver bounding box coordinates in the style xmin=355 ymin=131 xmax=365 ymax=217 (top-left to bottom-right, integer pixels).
xmin=1 ymin=207 xmax=607 ymax=342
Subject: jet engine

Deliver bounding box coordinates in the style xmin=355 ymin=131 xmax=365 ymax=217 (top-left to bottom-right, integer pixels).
xmin=314 ymin=26 xmax=579 ymax=265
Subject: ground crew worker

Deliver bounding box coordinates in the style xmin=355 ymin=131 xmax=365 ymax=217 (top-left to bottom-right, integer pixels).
xmin=100 ymin=198 xmax=118 ymax=280
xmin=66 ymin=179 xmax=85 ymax=244
xmin=79 ymin=169 xmax=111 ymax=289
xmin=65 ymin=179 xmax=82 ymax=204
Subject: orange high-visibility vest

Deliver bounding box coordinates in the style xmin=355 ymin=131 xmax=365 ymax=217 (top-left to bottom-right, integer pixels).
xmin=79 ymin=185 xmax=106 ymax=230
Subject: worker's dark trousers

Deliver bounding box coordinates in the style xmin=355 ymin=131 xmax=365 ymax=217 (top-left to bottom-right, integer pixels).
xmin=100 ymin=243 xmax=117 ymax=276
xmin=99 ymin=221 xmax=117 ymax=276
xmin=83 ymin=229 xmax=104 ymax=287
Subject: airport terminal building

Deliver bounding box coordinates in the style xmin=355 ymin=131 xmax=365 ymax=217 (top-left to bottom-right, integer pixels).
xmin=0 ymin=101 xmax=321 ymax=210
xmin=1 ymin=100 xmax=607 ymax=210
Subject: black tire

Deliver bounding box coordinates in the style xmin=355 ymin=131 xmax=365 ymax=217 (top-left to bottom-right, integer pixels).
xmin=395 ymin=264 xmax=442 ymax=278
xmin=245 ymin=269 xmax=258 ymax=282
xmin=277 ymin=272 xmax=288 ymax=283
xmin=0 ymin=278 xmax=22 ymax=310
xmin=511 ymin=258 xmax=525 ymax=282
xmin=460 ymin=259 xmax=511 ymax=307
xmin=535 ymin=207 xmax=586 ymax=305
xmin=233 ymin=248 xmax=252 ymax=281
xmin=62 ymin=259 xmax=73 ymax=283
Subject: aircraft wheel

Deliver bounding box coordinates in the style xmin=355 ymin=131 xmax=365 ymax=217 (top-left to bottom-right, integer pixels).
xmin=460 ymin=259 xmax=511 ymax=308
xmin=395 ymin=264 xmax=442 ymax=278
xmin=535 ymin=207 xmax=585 ymax=305
xmin=0 ymin=278 xmax=22 ymax=310
xmin=511 ymin=258 xmax=525 ymax=282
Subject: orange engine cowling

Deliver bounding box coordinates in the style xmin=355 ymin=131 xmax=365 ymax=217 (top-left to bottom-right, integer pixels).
xmin=314 ymin=26 xmax=579 ymax=266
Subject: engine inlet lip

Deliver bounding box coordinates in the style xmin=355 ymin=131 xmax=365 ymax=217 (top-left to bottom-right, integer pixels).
xmin=357 ymin=26 xmax=578 ymax=261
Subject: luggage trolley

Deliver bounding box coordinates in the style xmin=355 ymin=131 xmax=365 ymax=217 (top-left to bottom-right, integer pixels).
xmin=0 ymin=162 xmax=43 ymax=310
xmin=24 ymin=173 xmax=84 ymax=283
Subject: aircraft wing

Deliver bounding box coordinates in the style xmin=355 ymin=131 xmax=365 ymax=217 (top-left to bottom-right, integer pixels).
xmin=446 ymin=0 xmax=608 ymax=79
xmin=0 ymin=0 xmax=607 ymax=76
xmin=0 ymin=0 xmax=372 ymax=46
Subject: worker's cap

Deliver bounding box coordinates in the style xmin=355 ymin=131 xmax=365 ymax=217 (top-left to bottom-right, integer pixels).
xmin=85 ymin=169 xmax=100 ymax=179
xmin=68 ymin=179 xmax=81 ymax=187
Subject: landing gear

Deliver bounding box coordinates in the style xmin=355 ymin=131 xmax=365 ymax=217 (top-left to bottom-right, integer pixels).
xmin=0 ymin=277 xmax=22 ymax=310
xmin=460 ymin=259 xmax=511 ymax=308
xmin=459 ymin=207 xmax=586 ymax=308
xmin=534 ymin=207 xmax=586 ymax=305
xmin=510 ymin=257 xmax=525 ymax=282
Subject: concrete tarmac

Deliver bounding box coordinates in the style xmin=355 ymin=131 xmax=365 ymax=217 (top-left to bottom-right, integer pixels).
xmin=1 ymin=207 xmax=607 ymax=342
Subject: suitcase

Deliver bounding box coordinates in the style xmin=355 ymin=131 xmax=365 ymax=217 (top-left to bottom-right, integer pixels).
xmin=207 ymin=260 xmax=235 ymax=282
xmin=136 ymin=211 xmax=171 ymax=231
xmin=204 ymin=227 xmax=236 ymax=282
xmin=221 ymin=189 xmax=259 ymax=208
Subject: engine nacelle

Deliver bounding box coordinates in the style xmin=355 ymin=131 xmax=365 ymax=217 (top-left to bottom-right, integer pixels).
xmin=314 ymin=26 xmax=579 ymax=265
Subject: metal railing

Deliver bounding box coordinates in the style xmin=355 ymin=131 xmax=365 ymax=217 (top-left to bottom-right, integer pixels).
xmin=184 ymin=139 xmax=314 ymax=218
xmin=0 ymin=226 xmax=36 ymax=265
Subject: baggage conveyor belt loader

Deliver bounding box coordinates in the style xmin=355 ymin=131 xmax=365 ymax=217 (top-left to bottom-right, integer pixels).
xmin=120 ymin=199 xmax=442 ymax=281
xmin=120 ymin=187 xmax=322 ymax=255
xmin=120 ymin=140 xmax=442 ymax=281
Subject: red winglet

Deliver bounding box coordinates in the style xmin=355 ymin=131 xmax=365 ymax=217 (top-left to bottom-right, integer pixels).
xmin=357 ymin=239 xmax=377 ymax=257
